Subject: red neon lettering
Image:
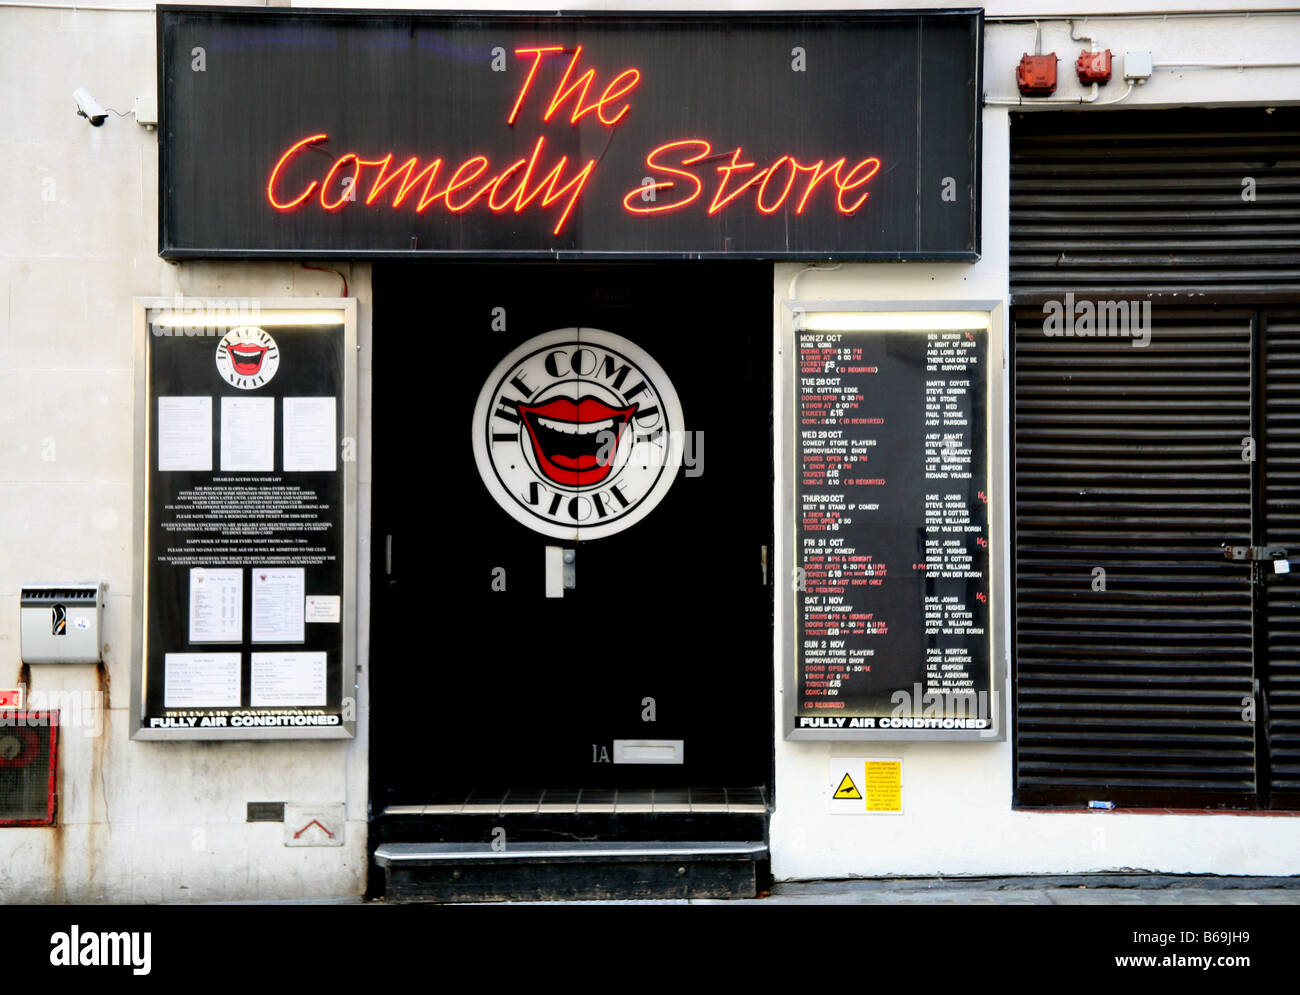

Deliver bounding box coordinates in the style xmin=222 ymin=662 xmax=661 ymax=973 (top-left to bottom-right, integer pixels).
xmin=756 ymin=155 xmax=798 ymax=214
xmin=624 ymin=145 xmax=883 ymax=219
xmin=596 ymin=68 xmax=640 ymax=126
xmin=485 ymin=155 xmax=532 ymax=211
xmin=545 ymin=46 xmax=599 ymax=124
xmin=270 ymin=120 xmax=877 ymax=233
xmin=708 ymin=148 xmax=768 ymax=215
xmin=544 ymin=47 xmax=642 ymax=126
xmin=413 ymin=161 xmax=450 ymax=213
xmin=320 ymin=154 xmax=360 ymax=211
xmin=268 ymin=134 xmax=594 ymax=236
xmin=364 ymin=154 xmax=403 ymax=205
xmin=531 ymin=150 xmax=596 ymax=234
xmin=511 ymin=45 xmax=640 ymax=127
xmin=623 ymin=139 xmax=710 ymax=215
xmin=836 ymin=158 xmax=881 ymax=213
xmin=486 ymin=136 xmax=594 ymax=232
xmin=365 ymin=156 xmax=445 ymax=211
xmin=443 ymin=156 xmax=491 ymax=211
xmin=792 ymin=158 xmax=846 ymax=214
xmin=508 ymin=46 xmax=565 ymax=125
xmin=488 ymin=137 xmax=549 ymax=212
xmin=267 ymin=133 xmax=327 ymax=210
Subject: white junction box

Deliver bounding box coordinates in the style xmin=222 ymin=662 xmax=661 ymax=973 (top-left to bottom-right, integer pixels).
xmin=1124 ymin=51 xmax=1154 ymax=82
xmin=20 ymin=584 xmax=104 ymax=664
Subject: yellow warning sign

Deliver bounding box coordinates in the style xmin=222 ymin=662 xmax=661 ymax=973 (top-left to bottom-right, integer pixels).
xmin=864 ymin=760 xmax=902 ymax=813
xmin=834 ymin=772 xmax=862 ymax=799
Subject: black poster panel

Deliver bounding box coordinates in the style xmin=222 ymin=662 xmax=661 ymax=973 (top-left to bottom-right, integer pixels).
xmin=789 ymin=324 xmax=995 ymax=739
xmin=158 ymin=8 xmax=981 ymax=260
xmin=135 ymin=306 xmax=354 ymax=738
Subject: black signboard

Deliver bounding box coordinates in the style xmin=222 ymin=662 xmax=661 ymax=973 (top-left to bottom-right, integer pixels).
xmin=131 ymin=301 xmax=356 ymax=739
xmin=158 ymin=8 xmax=981 ymax=260
xmin=786 ymin=319 xmax=997 ymax=739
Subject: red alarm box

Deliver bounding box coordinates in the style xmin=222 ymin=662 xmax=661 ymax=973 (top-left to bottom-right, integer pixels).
xmin=1017 ymin=53 xmax=1058 ymax=96
xmin=1076 ymin=49 xmax=1113 ymax=84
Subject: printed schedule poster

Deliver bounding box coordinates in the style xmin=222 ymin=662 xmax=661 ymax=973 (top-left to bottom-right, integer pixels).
xmin=188 ymin=567 xmax=243 ymax=643
xmin=791 ymin=327 xmax=993 ymax=739
xmin=140 ymin=311 xmax=351 ymax=737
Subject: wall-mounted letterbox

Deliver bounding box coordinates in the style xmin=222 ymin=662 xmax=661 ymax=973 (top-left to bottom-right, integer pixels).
xmin=20 ymin=585 xmax=103 ymax=664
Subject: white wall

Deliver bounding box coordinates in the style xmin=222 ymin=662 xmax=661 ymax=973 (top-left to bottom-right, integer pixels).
xmin=0 ymin=5 xmax=371 ymax=902
xmin=770 ymin=13 xmax=1300 ymax=881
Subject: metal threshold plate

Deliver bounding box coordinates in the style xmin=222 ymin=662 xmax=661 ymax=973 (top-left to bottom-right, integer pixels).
xmin=382 ymin=786 xmax=767 ymax=816
xmin=375 ymin=841 xmax=767 ymax=866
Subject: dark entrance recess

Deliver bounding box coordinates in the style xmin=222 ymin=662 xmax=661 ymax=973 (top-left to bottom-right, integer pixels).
xmin=1009 ymin=108 xmax=1300 ymax=809
xmin=368 ymin=261 xmax=773 ymax=897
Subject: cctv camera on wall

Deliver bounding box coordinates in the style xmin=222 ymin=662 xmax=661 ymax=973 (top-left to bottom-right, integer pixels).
xmin=73 ymin=88 xmax=107 ymax=127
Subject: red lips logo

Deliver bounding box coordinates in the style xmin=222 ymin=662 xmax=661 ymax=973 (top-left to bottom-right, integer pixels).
xmin=518 ymin=395 xmax=638 ymax=487
xmin=216 ymin=326 xmax=280 ymax=390
xmin=228 ymin=343 xmax=269 ymax=376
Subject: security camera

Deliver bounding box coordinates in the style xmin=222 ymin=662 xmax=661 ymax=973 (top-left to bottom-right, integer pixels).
xmin=73 ymin=88 xmax=108 ymax=127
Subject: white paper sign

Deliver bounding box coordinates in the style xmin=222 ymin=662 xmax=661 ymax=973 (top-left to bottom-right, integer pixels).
xmin=220 ymin=396 xmax=275 ymax=472
xmin=305 ymin=595 xmax=341 ymax=624
xmin=251 ymin=651 xmax=327 ymax=706
xmin=188 ymin=567 xmax=243 ymax=642
xmin=251 ymin=567 xmax=305 ymax=643
xmin=283 ymin=397 xmax=337 ymax=472
xmin=157 ymin=396 xmax=212 ymax=472
xmin=164 ymin=652 xmax=241 ymax=708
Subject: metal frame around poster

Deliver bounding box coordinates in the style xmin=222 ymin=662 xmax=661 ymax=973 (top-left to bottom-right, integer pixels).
xmin=130 ymin=297 xmax=358 ymax=740
xmin=778 ymin=300 xmax=1006 ymax=742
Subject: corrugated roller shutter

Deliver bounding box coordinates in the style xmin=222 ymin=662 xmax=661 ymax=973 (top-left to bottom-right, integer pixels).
xmin=1013 ymin=309 xmax=1257 ymax=807
xmin=1011 ymin=108 xmax=1300 ymax=302
xmin=1264 ymin=313 xmax=1300 ymax=807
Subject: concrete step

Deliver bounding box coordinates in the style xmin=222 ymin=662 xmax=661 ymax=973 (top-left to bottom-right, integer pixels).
xmin=374 ymin=841 xmax=768 ymax=903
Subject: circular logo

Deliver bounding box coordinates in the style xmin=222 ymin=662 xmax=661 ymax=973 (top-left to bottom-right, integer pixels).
xmin=472 ymin=328 xmax=685 ymax=540
xmin=215 ymin=326 xmax=279 ymax=389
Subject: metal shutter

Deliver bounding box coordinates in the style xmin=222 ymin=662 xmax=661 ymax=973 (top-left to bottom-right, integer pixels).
xmin=1013 ymin=309 xmax=1257 ymax=807
xmin=1263 ymin=313 xmax=1300 ymax=807
xmin=1011 ymin=108 xmax=1300 ymax=303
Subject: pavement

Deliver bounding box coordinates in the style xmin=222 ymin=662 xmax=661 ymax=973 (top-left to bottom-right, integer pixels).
xmin=714 ymin=874 xmax=1300 ymax=904
xmin=179 ymin=873 xmax=1300 ymax=904
xmin=411 ymin=874 xmax=1300 ymax=904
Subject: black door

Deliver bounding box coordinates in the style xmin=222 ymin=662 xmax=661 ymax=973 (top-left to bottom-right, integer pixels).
xmin=370 ymin=262 xmax=773 ymax=804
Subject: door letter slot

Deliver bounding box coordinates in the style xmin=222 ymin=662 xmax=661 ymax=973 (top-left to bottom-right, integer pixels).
xmin=545 ymin=546 xmax=576 ymax=598
xmin=613 ymin=739 xmax=684 ymax=764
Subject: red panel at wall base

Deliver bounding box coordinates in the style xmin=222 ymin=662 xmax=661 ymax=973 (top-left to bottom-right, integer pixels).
xmin=0 ymin=712 xmax=58 ymax=827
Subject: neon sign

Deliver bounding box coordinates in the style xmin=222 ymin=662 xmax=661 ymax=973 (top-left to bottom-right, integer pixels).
xmin=266 ymin=46 xmax=882 ymax=236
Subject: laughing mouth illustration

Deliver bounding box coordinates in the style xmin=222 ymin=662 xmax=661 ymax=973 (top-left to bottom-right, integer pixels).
xmin=228 ymin=344 xmax=269 ymax=376
xmin=518 ymin=396 xmax=638 ymax=487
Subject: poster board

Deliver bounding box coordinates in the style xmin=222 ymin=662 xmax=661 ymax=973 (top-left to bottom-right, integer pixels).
xmin=131 ymin=298 xmax=357 ymax=739
xmin=782 ymin=303 xmax=1004 ymax=741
